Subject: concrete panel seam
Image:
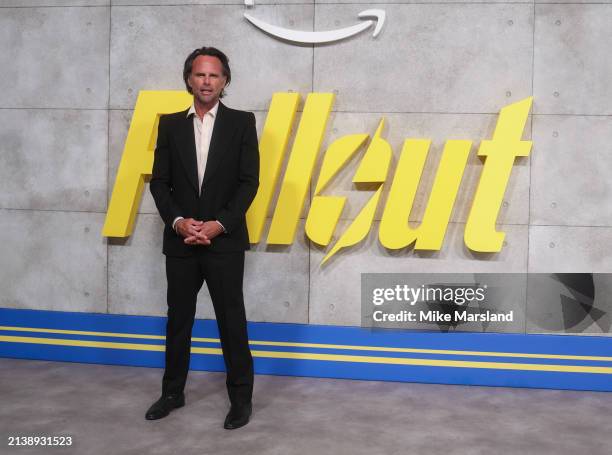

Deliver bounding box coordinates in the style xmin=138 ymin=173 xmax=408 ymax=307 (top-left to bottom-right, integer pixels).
xmin=107 ymin=1 xmax=113 ymax=315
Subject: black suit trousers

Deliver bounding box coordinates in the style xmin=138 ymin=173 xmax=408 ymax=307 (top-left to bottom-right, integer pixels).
xmin=162 ymin=249 xmax=254 ymax=406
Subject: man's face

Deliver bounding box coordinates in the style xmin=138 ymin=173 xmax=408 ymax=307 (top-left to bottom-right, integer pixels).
xmin=188 ymin=55 xmax=227 ymax=107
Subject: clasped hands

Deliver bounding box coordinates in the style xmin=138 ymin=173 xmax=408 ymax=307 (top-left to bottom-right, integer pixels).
xmin=176 ymin=218 xmax=224 ymax=245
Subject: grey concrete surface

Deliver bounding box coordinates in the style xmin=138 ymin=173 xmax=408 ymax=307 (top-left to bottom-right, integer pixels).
xmin=0 ymin=6 xmax=109 ymax=109
xmin=243 ymin=219 xmax=310 ymax=324
xmin=1 ymin=358 xmax=611 ymax=455
xmin=529 ymin=226 xmax=612 ymax=273
xmin=112 ymin=0 xmax=311 ymax=4
xmin=3 ymin=1 xmax=612 ymax=336
xmin=108 ymin=213 xmax=166 ymax=316
xmin=531 ymin=115 xmax=612 ymax=227
xmin=536 ymin=0 xmax=612 ymax=3
xmin=534 ymin=5 xmax=612 ymax=115
xmin=0 ymin=109 xmax=108 ymax=212
xmin=0 ymin=1 xmax=109 ymax=5
xmin=314 ymin=4 xmax=533 ymax=113
xmin=0 ymin=209 xmax=107 ymax=312
xmin=317 ymin=0 xmax=531 ymax=3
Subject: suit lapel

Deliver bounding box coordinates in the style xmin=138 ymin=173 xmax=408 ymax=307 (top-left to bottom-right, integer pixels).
xmin=174 ymin=110 xmax=199 ymax=193
xmin=203 ymin=102 xmax=234 ymax=186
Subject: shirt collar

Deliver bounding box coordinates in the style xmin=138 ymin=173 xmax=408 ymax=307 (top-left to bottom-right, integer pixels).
xmin=186 ymin=101 xmax=220 ymax=119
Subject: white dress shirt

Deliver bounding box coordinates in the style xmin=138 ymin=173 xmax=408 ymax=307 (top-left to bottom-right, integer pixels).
xmin=189 ymin=101 xmax=218 ymax=193
xmin=172 ymin=102 xmax=225 ymax=233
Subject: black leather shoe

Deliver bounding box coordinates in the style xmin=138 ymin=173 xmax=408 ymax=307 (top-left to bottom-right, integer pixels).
xmin=145 ymin=393 xmax=185 ymax=420
xmin=223 ymin=402 xmax=252 ymax=429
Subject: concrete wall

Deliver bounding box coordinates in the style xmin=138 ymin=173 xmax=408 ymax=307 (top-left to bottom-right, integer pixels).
xmin=1 ymin=1 xmax=611 ymax=335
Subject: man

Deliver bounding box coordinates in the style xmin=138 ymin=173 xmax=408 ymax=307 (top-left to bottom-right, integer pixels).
xmin=146 ymin=47 xmax=259 ymax=430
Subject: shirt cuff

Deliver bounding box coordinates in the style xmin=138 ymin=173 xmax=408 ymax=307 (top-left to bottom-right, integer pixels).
xmin=215 ymin=220 xmax=226 ymax=233
xmin=172 ymin=216 xmax=184 ymax=232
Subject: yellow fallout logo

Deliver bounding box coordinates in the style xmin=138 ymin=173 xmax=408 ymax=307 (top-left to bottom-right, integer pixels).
xmin=103 ymin=92 xmax=532 ymax=264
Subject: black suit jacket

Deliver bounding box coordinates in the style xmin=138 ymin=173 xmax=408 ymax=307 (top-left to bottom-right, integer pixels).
xmin=150 ymin=102 xmax=259 ymax=256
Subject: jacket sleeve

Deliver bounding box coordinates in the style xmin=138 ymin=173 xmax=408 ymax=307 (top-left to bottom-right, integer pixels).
xmin=150 ymin=115 xmax=183 ymax=229
xmin=216 ymin=112 xmax=260 ymax=234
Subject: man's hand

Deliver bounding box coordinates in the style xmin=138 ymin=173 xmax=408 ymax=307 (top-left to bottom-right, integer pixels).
xmin=183 ymin=220 xmax=224 ymax=246
xmin=175 ymin=218 xmax=209 ymax=245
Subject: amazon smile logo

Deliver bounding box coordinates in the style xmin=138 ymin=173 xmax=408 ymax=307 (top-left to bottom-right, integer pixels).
xmin=243 ymin=0 xmax=386 ymax=44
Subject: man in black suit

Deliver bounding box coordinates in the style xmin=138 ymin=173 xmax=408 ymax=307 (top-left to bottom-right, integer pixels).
xmin=146 ymin=47 xmax=259 ymax=430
